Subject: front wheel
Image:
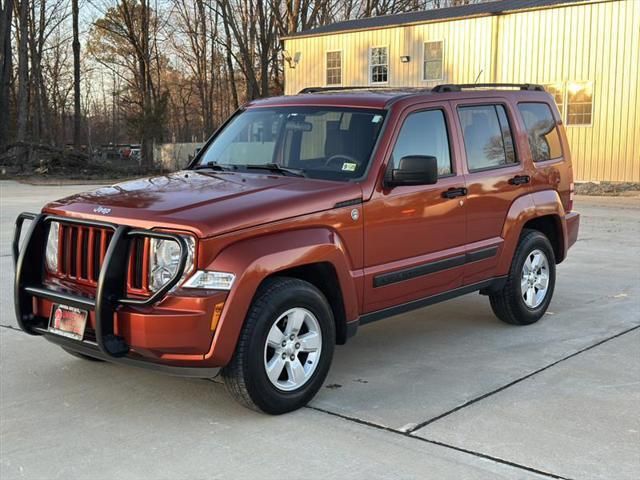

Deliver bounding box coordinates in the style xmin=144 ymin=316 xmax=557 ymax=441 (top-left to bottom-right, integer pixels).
xmin=222 ymin=277 xmax=335 ymax=414
xmin=489 ymin=229 xmax=556 ymax=325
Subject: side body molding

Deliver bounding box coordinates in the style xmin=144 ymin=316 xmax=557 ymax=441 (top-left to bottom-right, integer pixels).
xmin=202 ymin=228 xmax=360 ymax=365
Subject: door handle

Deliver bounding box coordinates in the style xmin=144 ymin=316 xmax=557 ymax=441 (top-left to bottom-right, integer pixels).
xmin=442 ymin=187 xmax=468 ymax=199
xmin=509 ymin=175 xmax=530 ymax=185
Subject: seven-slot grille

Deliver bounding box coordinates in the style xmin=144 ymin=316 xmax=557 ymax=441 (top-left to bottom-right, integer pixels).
xmin=55 ymin=223 xmax=150 ymax=295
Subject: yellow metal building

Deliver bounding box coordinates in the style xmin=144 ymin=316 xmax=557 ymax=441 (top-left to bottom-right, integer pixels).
xmin=283 ymin=0 xmax=640 ymax=182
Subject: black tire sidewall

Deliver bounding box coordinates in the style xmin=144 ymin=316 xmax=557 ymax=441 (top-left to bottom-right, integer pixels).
xmin=509 ymin=232 xmax=556 ymax=323
xmin=242 ymin=280 xmax=335 ymax=414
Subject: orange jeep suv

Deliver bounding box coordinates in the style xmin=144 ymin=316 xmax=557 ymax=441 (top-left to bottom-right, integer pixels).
xmin=14 ymin=84 xmax=580 ymax=413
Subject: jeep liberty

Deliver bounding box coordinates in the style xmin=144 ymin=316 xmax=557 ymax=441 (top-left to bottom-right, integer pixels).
xmin=14 ymin=84 xmax=580 ymax=414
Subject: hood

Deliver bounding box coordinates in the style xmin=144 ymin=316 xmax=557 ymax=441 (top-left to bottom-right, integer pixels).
xmin=44 ymin=171 xmax=363 ymax=238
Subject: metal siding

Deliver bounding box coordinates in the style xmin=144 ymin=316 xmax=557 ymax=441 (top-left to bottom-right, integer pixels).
xmin=284 ymin=0 xmax=639 ymax=181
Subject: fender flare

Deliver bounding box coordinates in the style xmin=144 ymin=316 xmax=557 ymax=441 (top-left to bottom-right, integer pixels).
xmin=202 ymin=227 xmax=359 ymax=365
xmin=497 ymin=190 xmax=567 ymax=274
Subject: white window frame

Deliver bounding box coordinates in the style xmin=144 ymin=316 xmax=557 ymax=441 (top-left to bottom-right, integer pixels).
xmin=543 ymin=81 xmax=565 ymax=119
xmin=325 ymin=50 xmax=343 ymax=87
xmin=422 ymin=39 xmax=445 ymax=82
xmin=369 ymin=45 xmax=389 ymax=85
xmin=565 ymin=80 xmax=594 ymax=127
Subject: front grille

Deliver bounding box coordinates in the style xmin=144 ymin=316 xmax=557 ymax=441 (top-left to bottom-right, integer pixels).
xmin=55 ymin=223 xmax=150 ymax=295
xmin=83 ymin=325 xmax=97 ymax=343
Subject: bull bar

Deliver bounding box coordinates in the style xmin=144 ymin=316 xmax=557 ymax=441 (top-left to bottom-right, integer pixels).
xmin=13 ymin=212 xmax=190 ymax=360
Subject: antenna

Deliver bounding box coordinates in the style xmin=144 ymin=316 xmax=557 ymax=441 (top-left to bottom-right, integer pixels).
xmin=474 ymin=69 xmax=484 ymax=84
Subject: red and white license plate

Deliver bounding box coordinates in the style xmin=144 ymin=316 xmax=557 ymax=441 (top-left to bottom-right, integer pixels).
xmin=49 ymin=304 xmax=88 ymax=341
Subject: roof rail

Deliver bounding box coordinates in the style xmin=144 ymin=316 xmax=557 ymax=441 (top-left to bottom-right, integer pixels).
xmin=298 ymin=86 xmax=389 ymax=94
xmin=432 ymin=83 xmax=545 ymax=93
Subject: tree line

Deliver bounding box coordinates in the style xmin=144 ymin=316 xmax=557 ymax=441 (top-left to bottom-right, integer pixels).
xmin=0 ymin=0 xmax=482 ymax=170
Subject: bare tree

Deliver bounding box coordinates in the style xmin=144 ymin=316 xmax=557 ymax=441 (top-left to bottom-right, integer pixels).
xmin=172 ymin=0 xmax=220 ymax=135
xmin=15 ymin=0 xmax=29 ymax=162
xmin=72 ymin=0 xmax=80 ymax=145
xmin=91 ymin=0 xmax=168 ymax=168
xmin=0 ymin=0 xmax=14 ymax=148
xmin=2 ymin=0 xmax=491 ymax=174
xmin=220 ymin=8 xmax=238 ymax=108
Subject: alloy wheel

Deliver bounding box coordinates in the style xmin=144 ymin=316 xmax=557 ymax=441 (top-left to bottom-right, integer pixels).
xmin=263 ymin=307 xmax=322 ymax=392
xmin=521 ymin=249 xmax=550 ymax=309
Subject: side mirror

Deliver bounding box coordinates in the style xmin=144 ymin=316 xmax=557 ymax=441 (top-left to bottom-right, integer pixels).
xmin=385 ymin=155 xmax=439 ymax=188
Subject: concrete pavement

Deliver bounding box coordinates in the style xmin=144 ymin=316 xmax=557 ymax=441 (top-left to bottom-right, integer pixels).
xmin=1 ymin=180 xmax=638 ymax=479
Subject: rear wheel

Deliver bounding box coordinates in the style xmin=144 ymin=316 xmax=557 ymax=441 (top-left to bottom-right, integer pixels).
xmin=489 ymin=229 xmax=556 ymax=325
xmin=222 ymin=277 xmax=335 ymax=414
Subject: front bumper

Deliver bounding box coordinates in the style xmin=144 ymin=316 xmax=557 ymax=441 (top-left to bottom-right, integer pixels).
xmin=14 ymin=213 xmax=222 ymax=378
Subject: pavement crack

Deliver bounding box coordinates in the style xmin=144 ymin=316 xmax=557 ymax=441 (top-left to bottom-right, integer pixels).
xmin=306 ymin=405 xmax=573 ymax=480
xmin=407 ymin=323 xmax=640 ymax=433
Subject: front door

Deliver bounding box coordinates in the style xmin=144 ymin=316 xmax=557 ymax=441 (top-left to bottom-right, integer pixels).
xmin=363 ymin=104 xmax=467 ymax=313
xmin=450 ymin=99 xmax=532 ymax=285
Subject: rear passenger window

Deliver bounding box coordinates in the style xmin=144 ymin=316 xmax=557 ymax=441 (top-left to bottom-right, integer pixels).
xmin=518 ymin=103 xmax=563 ymax=162
xmin=390 ymin=110 xmax=452 ymax=176
xmin=458 ymin=105 xmax=516 ymax=171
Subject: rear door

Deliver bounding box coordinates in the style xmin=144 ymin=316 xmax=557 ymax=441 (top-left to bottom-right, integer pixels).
xmin=450 ymin=98 xmax=532 ymax=285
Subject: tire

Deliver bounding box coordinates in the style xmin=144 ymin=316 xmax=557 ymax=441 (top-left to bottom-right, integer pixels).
xmin=61 ymin=347 xmax=105 ymax=362
xmin=489 ymin=229 xmax=556 ymax=325
xmin=222 ymin=276 xmax=335 ymax=414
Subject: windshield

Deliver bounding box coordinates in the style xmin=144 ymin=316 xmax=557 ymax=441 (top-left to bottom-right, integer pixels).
xmin=196 ymin=106 xmax=386 ymax=181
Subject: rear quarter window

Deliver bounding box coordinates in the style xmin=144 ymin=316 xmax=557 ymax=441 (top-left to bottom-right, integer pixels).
xmin=517 ymin=103 xmax=563 ymax=162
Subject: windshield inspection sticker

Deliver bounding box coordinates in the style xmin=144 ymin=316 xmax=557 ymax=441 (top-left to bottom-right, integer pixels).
xmin=342 ymin=162 xmax=357 ymax=172
xmin=372 ymin=115 xmax=383 ymax=123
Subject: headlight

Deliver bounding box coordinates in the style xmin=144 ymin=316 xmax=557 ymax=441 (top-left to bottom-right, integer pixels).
xmin=149 ymin=235 xmax=195 ymax=292
xmin=183 ymin=271 xmax=235 ymax=290
xmin=45 ymin=222 xmax=60 ymax=272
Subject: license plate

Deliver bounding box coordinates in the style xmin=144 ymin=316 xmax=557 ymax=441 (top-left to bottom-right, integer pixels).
xmin=49 ymin=304 xmax=88 ymax=341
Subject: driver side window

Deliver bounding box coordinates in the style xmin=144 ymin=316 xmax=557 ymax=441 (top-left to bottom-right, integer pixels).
xmin=390 ymin=110 xmax=452 ymax=176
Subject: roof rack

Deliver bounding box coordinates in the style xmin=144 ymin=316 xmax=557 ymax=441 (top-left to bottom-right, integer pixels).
xmin=297 ymin=83 xmax=546 ymax=95
xmin=298 ymin=86 xmax=389 ymax=94
xmin=431 ymin=83 xmax=545 ymax=92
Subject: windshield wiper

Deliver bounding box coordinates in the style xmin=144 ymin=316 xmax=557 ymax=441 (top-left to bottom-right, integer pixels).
xmin=245 ymin=163 xmax=306 ymax=177
xmin=194 ymin=161 xmax=237 ymax=172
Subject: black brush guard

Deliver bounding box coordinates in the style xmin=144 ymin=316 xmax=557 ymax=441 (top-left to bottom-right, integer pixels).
xmin=13 ymin=213 xmax=188 ymax=359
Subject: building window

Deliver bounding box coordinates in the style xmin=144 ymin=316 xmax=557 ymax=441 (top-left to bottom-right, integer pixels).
xmin=458 ymin=104 xmax=517 ymax=171
xmin=423 ymin=41 xmax=443 ymax=81
xmin=370 ymin=46 xmax=388 ymax=84
xmin=518 ymin=103 xmax=563 ymax=162
xmin=544 ymin=83 xmax=564 ymax=117
xmin=566 ymin=81 xmax=593 ymax=126
xmin=326 ymin=51 xmax=342 ymax=85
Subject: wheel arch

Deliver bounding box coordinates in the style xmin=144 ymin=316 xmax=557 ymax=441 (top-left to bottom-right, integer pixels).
xmin=201 ymin=228 xmax=359 ymax=366
xmin=498 ymin=190 xmax=568 ymax=274
xmin=265 ymin=262 xmax=350 ymax=345
xmin=521 ymin=215 xmax=564 ymax=263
